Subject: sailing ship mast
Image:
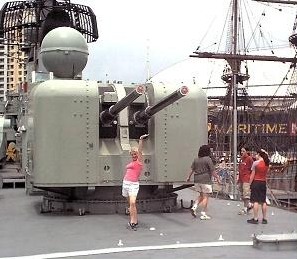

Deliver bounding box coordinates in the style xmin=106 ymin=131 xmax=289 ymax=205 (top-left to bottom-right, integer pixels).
xmin=190 ymin=0 xmax=296 ymax=198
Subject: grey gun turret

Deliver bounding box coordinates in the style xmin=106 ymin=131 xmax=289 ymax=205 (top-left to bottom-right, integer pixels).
xmin=134 ymin=86 xmax=189 ymax=125
xmin=21 ymin=27 xmax=208 ymax=215
xmin=100 ymin=85 xmax=145 ymax=125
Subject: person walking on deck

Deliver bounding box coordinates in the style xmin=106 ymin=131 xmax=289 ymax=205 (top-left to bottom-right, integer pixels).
xmin=186 ymin=145 xmax=220 ymax=220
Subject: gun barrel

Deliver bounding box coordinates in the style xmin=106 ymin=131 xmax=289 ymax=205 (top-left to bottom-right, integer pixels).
xmin=100 ymin=85 xmax=145 ymax=124
xmin=134 ymin=86 xmax=188 ymax=124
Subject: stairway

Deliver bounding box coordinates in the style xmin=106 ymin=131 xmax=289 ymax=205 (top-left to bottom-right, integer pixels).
xmin=0 ymin=163 xmax=24 ymax=189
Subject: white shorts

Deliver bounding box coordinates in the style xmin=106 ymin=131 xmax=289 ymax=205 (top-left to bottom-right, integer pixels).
xmin=195 ymin=183 xmax=213 ymax=194
xmin=122 ymin=180 xmax=140 ymax=197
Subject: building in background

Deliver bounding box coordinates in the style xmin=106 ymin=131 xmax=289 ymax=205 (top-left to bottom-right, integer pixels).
xmin=0 ymin=40 xmax=8 ymax=101
xmin=0 ymin=34 xmax=27 ymax=101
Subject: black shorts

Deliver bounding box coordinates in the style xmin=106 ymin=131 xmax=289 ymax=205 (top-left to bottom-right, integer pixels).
xmin=250 ymin=181 xmax=267 ymax=203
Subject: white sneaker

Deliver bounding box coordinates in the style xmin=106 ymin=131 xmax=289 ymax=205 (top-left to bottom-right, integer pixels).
xmin=200 ymin=214 xmax=211 ymax=220
xmin=238 ymin=208 xmax=247 ymax=215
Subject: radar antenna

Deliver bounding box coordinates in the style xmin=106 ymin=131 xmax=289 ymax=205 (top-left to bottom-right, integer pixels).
xmin=0 ymin=0 xmax=98 ymax=50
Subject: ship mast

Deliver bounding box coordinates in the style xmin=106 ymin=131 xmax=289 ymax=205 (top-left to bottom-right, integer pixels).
xmin=192 ymin=0 xmax=243 ymax=199
xmin=231 ymin=0 xmax=239 ymax=199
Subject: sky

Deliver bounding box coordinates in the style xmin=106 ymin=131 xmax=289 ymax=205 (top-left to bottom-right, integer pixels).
xmin=81 ymin=0 xmax=229 ymax=83
xmin=80 ymin=0 xmax=297 ymax=96
xmin=1 ymin=0 xmax=297 ymax=96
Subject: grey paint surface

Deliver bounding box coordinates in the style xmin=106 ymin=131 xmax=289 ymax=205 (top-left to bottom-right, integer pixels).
xmin=0 ymin=188 xmax=296 ymax=259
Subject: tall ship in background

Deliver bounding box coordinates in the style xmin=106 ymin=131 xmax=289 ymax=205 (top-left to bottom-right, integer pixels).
xmin=187 ymin=0 xmax=297 ymax=200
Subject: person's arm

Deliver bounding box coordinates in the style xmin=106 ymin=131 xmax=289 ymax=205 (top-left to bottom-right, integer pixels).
xmin=138 ymin=134 xmax=149 ymax=162
xmin=212 ymin=170 xmax=221 ymax=184
xmin=249 ymin=161 xmax=257 ymax=184
xmin=249 ymin=170 xmax=255 ymax=184
xmin=207 ymin=157 xmax=220 ymax=183
xmin=186 ymin=160 xmax=196 ymax=181
xmin=186 ymin=170 xmax=194 ymax=181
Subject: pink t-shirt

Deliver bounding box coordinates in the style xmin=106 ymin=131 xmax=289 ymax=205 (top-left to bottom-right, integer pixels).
xmin=124 ymin=160 xmax=143 ymax=182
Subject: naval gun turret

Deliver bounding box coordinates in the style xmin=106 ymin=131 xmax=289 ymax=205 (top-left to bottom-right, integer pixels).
xmin=134 ymin=86 xmax=189 ymax=125
xmin=21 ymin=26 xmax=208 ymax=214
xmin=100 ymin=85 xmax=146 ymax=125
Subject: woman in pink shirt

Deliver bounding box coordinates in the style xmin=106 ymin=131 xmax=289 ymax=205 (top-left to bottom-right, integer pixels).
xmin=122 ymin=134 xmax=149 ymax=230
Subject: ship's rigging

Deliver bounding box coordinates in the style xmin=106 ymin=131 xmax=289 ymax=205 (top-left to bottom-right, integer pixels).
xmin=190 ymin=0 xmax=297 ymax=196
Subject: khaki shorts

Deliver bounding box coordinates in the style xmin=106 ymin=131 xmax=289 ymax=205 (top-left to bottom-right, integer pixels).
xmin=239 ymin=182 xmax=250 ymax=199
xmin=122 ymin=180 xmax=140 ymax=197
xmin=195 ymin=183 xmax=213 ymax=194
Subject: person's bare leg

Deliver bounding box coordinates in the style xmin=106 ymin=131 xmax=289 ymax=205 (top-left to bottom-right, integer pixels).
xmin=262 ymin=202 xmax=267 ymax=220
xmin=192 ymin=196 xmax=199 ymax=209
xmin=243 ymin=198 xmax=250 ymax=208
xmin=253 ymin=202 xmax=259 ymax=219
xmin=190 ymin=192 xmax=202 ymax=217
xmin=193 ymin=193 xmax=203 ymax=209
xmin=200 ymin=193 xmax=209 ymax=213
xmin=198 ymin=193 xmax=203 ymax=205
xmin=125 ymin=197 xmax=130 ymax=214
xmin=129 ymin=195 xmax=137 ymax=224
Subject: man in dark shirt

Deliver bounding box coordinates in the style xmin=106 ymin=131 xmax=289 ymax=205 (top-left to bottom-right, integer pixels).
xmin=186 ymin=145 xmax=220 ymax=220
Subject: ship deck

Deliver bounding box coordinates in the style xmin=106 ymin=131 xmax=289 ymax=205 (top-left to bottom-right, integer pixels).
xmin=0 ymin=187 xmax=296 ymax=259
